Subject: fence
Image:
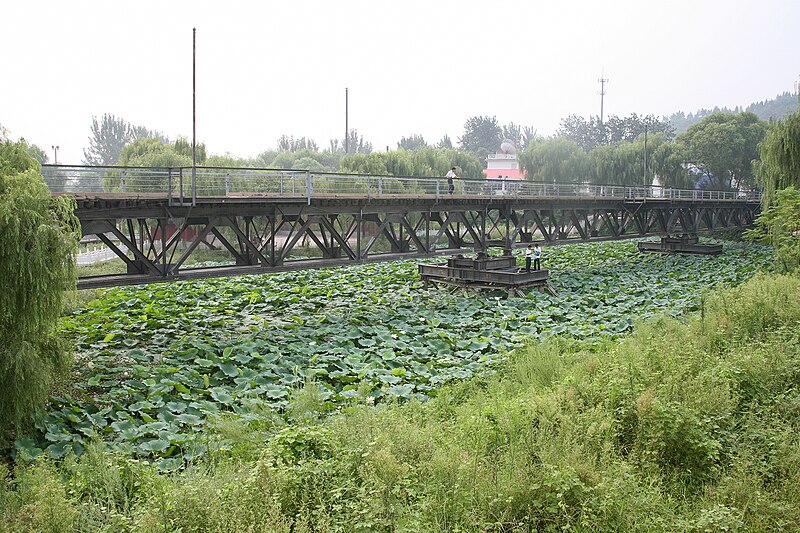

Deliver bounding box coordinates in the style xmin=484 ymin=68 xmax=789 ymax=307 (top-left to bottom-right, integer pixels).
xmin=76 ymin=244 xmax=128 ymax=266
xmin=41 ymin=165 xmax=762 ymax=205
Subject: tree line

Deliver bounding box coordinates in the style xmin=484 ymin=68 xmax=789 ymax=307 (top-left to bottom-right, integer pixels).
xmin=668 ymin=91 xmax=799 ymax=134
xmin=527 ymin=111 xmax=768 ymax=190
xmin=73 ymin=106 xmax=785 ymax=191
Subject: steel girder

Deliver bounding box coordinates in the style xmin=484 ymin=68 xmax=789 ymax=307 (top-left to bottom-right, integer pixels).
xmin=75 ymin=198 xmax=759 ymax=288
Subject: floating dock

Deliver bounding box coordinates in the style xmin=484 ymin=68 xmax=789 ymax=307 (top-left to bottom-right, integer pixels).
xmin=637 ymin=235 xmax=723 ymax=255
xmin=418 ymin=252 xmax=553 ymax=297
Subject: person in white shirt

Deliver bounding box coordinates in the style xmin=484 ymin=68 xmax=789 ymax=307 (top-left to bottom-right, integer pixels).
xmin=445 ymin=167 xmax=458 ymax=194
xmin=533 ymin=243 xmax=542 ymax=270
xmin=525 ymin=245 xmax=533 ymax=272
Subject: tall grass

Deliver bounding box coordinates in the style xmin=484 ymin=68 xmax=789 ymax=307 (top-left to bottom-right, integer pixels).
xmin=2 ymin=273 xmax=800 ymax=531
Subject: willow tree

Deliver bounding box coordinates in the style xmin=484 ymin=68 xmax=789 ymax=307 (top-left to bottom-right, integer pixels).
xmin=746 ymin=187 xmax=800 ymax=272
xmin=520 ymin=138 xmax=589 ymax=183
xmin=0 ymin=140 xmax=79 ymax=432
xmin=757 ymin=108 xmax=800 ymax=204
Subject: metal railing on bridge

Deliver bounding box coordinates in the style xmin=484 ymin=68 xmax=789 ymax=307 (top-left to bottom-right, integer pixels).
xmin=42 ymin=165 xmax=762 ymax=205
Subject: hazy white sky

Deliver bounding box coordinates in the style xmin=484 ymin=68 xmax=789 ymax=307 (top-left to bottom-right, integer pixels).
xmin=2 ymin=0 xmax=798 ymax=165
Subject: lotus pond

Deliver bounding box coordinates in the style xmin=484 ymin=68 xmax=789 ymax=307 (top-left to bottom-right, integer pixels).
xmin=15 ymin=239 xmax=774 ymax=468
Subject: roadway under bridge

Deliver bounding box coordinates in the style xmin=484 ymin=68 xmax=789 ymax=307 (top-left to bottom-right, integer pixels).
xmin=43 ymin=165 xmax=762 ymax=289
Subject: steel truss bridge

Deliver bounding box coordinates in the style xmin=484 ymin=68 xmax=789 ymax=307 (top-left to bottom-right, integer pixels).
xmin=43 ymin=165 xmax=762 ymax=289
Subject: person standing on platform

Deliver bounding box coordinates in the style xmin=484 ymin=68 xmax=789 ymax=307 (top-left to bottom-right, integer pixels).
xmin=525 ymin=245 xmax=533 ymax=272
xmin=446 ymin=167 xmax=458 ymax=194
xmin=533 ymin=243 xmax=542 ymax=270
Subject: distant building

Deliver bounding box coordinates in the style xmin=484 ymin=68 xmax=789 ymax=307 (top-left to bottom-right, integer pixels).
xmin=483 ymin=139 xmax=525 ymax=180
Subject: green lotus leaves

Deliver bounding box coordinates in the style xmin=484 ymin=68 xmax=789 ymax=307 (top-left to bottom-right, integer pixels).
xmin=15 ymin=239 xmax=773 ymax=466
xmin=139 ymin=439 xmax=170 ymax=453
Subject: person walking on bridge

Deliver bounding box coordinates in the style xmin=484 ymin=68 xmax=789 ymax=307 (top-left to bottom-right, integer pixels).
xmin=446 ymin=167 xmax=458 ymax=194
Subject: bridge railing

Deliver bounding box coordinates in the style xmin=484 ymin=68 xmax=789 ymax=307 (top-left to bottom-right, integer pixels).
xmin=42 ymin=165 xmax=762 ymax=204
xmin=42 ymin=165 xmax=175 ymax=194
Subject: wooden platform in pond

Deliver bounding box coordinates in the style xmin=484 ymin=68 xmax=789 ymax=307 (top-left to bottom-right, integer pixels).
xmin=637 ymin=235 xmax=722 ymax=255
xmin=418 ymin=253 xmax=554 ymax=297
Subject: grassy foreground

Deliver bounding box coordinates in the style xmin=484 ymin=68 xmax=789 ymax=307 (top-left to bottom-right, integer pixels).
xmin=2 ymin=273 xmax=800 ymax=532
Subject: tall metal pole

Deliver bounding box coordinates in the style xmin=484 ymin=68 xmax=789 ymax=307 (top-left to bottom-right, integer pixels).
xmin=643 ymin=124 xmax=648 ymax=188
xmin=192 ymin=27 xmax=197 ymax=204
xmin=598 ymin=74 xmax=608 ymax=145
xmin=598 ymin=75 xmax=608 ymax=125
xmin=345 ymin=87 xmax=349 ymax=154
xmin=51 ymin=145 xmax=59 ymax=164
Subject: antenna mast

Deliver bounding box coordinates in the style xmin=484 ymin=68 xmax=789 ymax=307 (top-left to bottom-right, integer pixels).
xmin=598 ymin=74 xmax=608 ymax=125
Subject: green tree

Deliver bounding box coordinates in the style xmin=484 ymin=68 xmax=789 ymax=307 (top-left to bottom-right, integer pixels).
xmin=118 ymin=138 xmax=192 ymax=168
xmin=746 ymin=187 xmax=800 ymax=272
xmin=397 ymin=134 xmax=428 ymax=151
xmin=520 ymin=138 xmax=589 ymax=183
xmin=458 ymin=116 xmax=503 ymax=163
xmin=26 ymin=143 xmax=48 ymax=165
xmin=384 ymin=150 xmax=416 ymax=176
xmin=590 ymin=143 xmax=628 ymax=185
xmin=83 ymin=114 xmax=168 ymax=166
xmin=669 ymin=92 xmax=799 ymax=134
xmin=501 ymin=123 xmax=537 ymax=151
xmin=650 ymin=138 xmax=694 ymax=189
xmin=173 ymin=137 xmax=207 ymax=164
xmin=441 ymin=149 xmax=483 ymax=179
xmin=436 ymin=134 xmax=453 ymax=149
xmin=205 ymin=154 xmax=253 ymax=168
xmin=252 ymin=150 xmax=280 ymax=168
xmin=340 ymin=147 xmax=482 ymax=179
xmin=0 ymin=140 xmax=78 ymax=432
xmin=268 ymin=148 xmax=339 ymax=172
xmin=556 ymin=115 xmax=605 ymax=151
xmin=277 ymin=135 xmax=319 ymax=152
xmin=588 ymin=133 xmax=685 ymax=187
xmin=558 ymin=114 xmax=674 ymax=151
xmin=678 ymin=112 xmax=767 ymax=189
xmin=272 ymin=151 xmax=302 ymax=170
xmin=340 ymin=152 xmax=389 ymax=175
xmin=605 ymin=114 xmax=675 ymax=145
xmin=83 ymin=114 xmax=134 ymax=165
xmin=112 ymin=138 xmax=192 ymax=192
xmin=756 ymin=107 xmax=800 ymax=202
xmin=340 ymin=129 xmax=372 ymax=154
xmin=291 ymin=156 xmax=327 ymax=172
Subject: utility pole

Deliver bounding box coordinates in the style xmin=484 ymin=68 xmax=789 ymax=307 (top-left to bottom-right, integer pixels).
xmin=192 ymin=27 xmax=197 ymax=204
xmin=598 ymin=73 xmax=608 ymax=145
xmin=643 ymin=124 xmax=648 ymax=188
xmin=598 ymin=74 xmax=608 ymax=125
xmin=345 ymin=88 xmax=349 ymax=154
